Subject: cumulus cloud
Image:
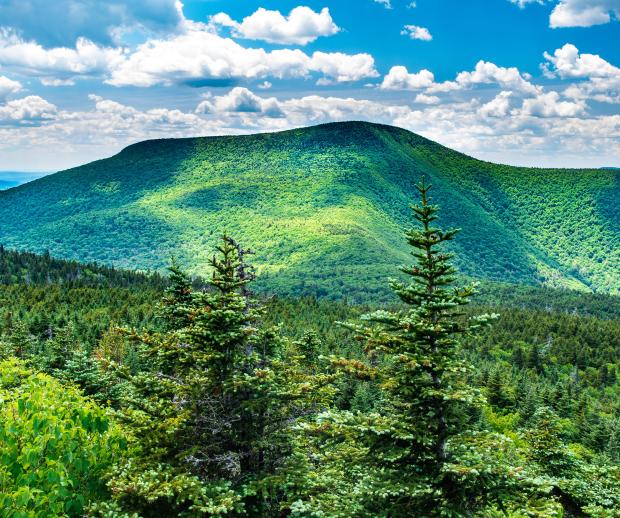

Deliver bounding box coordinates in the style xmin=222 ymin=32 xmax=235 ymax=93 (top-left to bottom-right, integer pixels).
xmin=311 ymin=51 xmax=378 ymax=84
xmin=209 ymin=7 xmax=340 ymax=45
xmin=380 ymin=66 xmax=435 ymax=90
xmin=0 ymin=0 xmax=182 ymax=47
xmin=279 ymin=95 xmax=410 ymax=125
xmin=449 ymin=61 xmax=541 ymax=95
xmin=550 ymin=0 xmax=620 ymax=28
xmin=543 ymin=43 xmax=620 ymax=78
xmin=0 ymin=95 xmax=57 ymax=124
xmin=415 ymin=93 xmax=440 ymax=104
xmin=0 ymin=75 xmax=21 ymax=99
xmin=401 ymin=25 xmax=433 ymax=41
xmin=0 ymin=30 xmax=125 ymax=85
xmin=509 ymin=0 xmax=547 ymax=7
xmin=479 ymin=91 xmax=513 ymax=117
xmin=519 ymin=91 xmax=586 ymax=117
xmin=196 ymin=87 xmax=284 ymax=118
xmin=509 ymin=0 xmax=545 ymax=9
xmin=543 ymin=43 xmax=620 ymax=104
xmin=0 ymin=19 xmax=376 ymax=88
xmin=108 ymin=26 xmax=377 ymax=87
xmin=381 ymin=61 xmax=539 ymax=95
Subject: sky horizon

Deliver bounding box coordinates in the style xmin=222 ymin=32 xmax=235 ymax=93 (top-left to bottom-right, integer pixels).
xmin=0 ymin=0 xmax=619 ymax=171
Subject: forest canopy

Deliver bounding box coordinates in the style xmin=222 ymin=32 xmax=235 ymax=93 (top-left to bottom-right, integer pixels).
xmin=0 ymin=181 xmax=619 ymax=516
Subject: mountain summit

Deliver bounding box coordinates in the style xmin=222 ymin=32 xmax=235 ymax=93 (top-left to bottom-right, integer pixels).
xmin=1 ymin=121 xmax=618 ymax=299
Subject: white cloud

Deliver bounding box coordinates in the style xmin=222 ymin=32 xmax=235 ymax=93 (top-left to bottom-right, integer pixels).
xmin=0 ymin=95 xmax=57 ymax=124
xmin=374 ymin=0 xmax=392 ymax=9
xmin=0 ymin=20 xmax=376 ymax=88
xmin=0 ymin=31 xmax=125 ymax=85
xmin=311 ymin=51 xmax=378 ymax=84
xmin=401 ymin=25 xmax=433 ymax=41
xmin=108 ymin=26 xmax=377 ymax=87
xmin=543 ymin=44 xmax=620 ymax=104
xmin=550 ymin=0 xmax=620 ymax=28
xmin=508 ymin=0 xmax=546 ymax=7
xmin=451 ymin=60 xmax=541 ymax=95
xmin=383 ymin=61 xmax=539 ymax=95
xmin=0 ymin=0 xmax=182 ymax=47
xmin=381 ymin=61 xmax=542 ymax=95
xmin=0 ymin=75 xmax=21 ymax=99
xmin=280 ymin=95 xmax=409 ymax=124
xmin=519 ymin=91 xmax=586 ymax=117
xmin=380 ymin=66 xmax=435 ymax=90
xmin=0 ymin=89 xmax=618 ymax=170
xmin=108 ymin=30 xmax=307 ymax=87
xmin=479 ymin=91 xmax=513 ymax=117
xmin=197 ymin=87 xmax=284 ymax=118
xmin=415 ymin=93 xmax=440 ymax=104
xmin=209 ymin=7 xmax=340 ymax=45
xmin=543 ymin=43 xmax=620 ymax=78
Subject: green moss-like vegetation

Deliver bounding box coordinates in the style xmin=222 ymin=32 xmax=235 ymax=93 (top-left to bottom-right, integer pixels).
xmin=1 ymin=122 xmax=618 ymax=300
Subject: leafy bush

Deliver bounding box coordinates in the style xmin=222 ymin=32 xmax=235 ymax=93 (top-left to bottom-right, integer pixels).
xmin=0 ymin=358 xmax=124 ymax=516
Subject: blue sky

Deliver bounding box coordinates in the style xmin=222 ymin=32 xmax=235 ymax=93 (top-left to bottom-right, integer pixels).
xmin=0 ymin=0 xmax=618 ymax=170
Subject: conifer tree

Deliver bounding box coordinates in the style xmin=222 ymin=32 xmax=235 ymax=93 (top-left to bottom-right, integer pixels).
xmin=286 ymin=180 xmax=554 ymax=516
xmin=103 ymin=235 xmax=334 ymax=516
xmin=39 ymin=323 xmax=79 ymax=371
xmin=344 ymin=179 xmax=495 ymax=509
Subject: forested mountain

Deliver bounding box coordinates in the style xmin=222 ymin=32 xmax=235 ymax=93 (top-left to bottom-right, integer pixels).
xmin=1 ymin=122 xmax=618 ymax=300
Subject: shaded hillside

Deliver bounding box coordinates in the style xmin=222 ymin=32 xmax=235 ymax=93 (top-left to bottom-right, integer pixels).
xmin=0 ymin=122 xmax=618 ymax=300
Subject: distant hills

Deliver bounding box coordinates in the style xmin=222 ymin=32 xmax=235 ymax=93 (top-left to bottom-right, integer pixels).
xmin=0 ymin=172 xmax=48 ymax=190
xmin=0 ymin=121 xmax=618 ymax=300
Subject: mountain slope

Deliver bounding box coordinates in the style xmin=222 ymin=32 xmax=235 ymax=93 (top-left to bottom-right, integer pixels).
xmin=0 ymin=121 xmax=618 ymax=300
xmin=0 ymin=172 xmax=46 ymax=190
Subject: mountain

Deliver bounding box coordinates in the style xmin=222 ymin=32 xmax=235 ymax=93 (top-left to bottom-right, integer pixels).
xmin=0 ymin=121 xmax=618 ymax=300
xmin=0 ymin=172 xmax=48 ymax=190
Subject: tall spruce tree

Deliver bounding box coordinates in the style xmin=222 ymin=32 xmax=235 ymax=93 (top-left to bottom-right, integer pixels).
xmin=285 ymin=180 xmax=557 ymax=516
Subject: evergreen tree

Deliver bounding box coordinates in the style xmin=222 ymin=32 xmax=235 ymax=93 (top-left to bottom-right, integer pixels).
xmin=4 ymin=321 xmax=36 ymax=359
xmin=38 ymin=323 xmax=80 ymax=372
xmin=487 ymin=367 xmax=513 ymax=409
xmin=286 ymin=180 xmax=552 ymax=516
xmin=527 ymin=344 xmax=543 ymax=373
xmin=511 ymin=344 xmax=526 ymax=369
xmin=102 ymin=236 xmax=334 ymax=516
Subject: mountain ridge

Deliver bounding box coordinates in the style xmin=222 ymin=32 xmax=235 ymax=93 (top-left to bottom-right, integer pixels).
xmin=0 ymin=121 xmax=618 ymax=300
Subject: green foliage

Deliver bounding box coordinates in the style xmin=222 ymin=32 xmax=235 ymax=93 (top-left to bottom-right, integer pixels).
xmin=283 ymin=181 xmax=555 ymax=516
xmin=104 ymin=236 xmax=335 ymax=516
xmin=0 ymin=247 xmax=163 ymax=350
xmin=0 ymin=358 xmax=124 ymax=516
xmin=0 ymin=122 xmax=618 ymax=301
xmin=0 ymin=210 xmax=619 ymax=515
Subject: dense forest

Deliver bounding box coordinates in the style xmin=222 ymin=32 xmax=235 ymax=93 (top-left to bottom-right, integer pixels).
xmin=1 ymin=181 xmax=620 ymax=517
xmin=1 ymin=122 xmax=619 ymax=301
